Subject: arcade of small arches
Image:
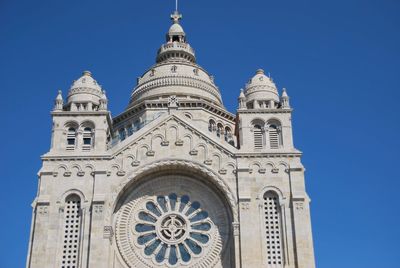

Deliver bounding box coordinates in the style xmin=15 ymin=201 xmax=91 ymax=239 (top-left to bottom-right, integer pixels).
xmin=208 ymin=119 xmax=235 ymax=146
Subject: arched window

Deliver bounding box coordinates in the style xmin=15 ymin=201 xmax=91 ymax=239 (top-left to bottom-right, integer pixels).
xmin=61 ymin=194 xmax=82 ymax=268
xmin=224 ymin=127 xmax=232 ymax=142
xmin=66 ymin=127 xmax=77 ymax=151
xmin=208 ymin=120 xmax=216 ymax=132
xmin=127 ymin=124 xmax=134 ymax=136
xmin=82 ymin=127 xmax=93 ymax=151
xmin=254 ymin=125 xmax=264 ymax=149
xmin=263 ymin=191 xmax=283 ymax=267
xmin=119 ymin=128 xmax=126 ymax=141
xmin=268 ymin=124 xmax=281 ymax=149
xmin=216 ymin=123 xmax=223 ymax=137
xmin=133 ymin=119 xmax=140 ymax=131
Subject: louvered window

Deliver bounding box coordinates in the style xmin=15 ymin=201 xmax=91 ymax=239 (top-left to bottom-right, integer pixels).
xmin=269 ymin=125 xmax=280 ymax=149
xmin=61 ymin=195 xmax=82 ymax=268
xmin=263 ymin=192 xmax=283 ymax=267
xmin=66 ymin=128 xmax=77 ymax=151
xmin=82 ymin=127 xmax=93 ymax=151
xmin=254 ymin=125 xmax=263 ymax=149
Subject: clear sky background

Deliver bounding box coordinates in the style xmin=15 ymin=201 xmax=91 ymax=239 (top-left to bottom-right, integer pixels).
xmin=0 ymin=0 xmax=399 ymax=267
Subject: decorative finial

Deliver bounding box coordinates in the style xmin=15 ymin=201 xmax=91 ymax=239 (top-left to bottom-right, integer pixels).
xmin=83 ymin=70 xmax=92 ymax=77
xmin=99 ymin=90 xmax=108 ymax=110
xmin=256 ymin=69 xmax=265 ymax=75
xmin=54 ymin=90 xmax=64 ymax=111
xmin=281 ymin=88 xmax=290 ymax=109
xmin=238 ymin=89 xmax=247 ymax=110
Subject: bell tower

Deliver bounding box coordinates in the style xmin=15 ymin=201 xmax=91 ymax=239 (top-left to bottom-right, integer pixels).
xmin=237 ymin=69 xmax=294 ymax=152
xmin=50 ymin=71 xmax=112 ymax=154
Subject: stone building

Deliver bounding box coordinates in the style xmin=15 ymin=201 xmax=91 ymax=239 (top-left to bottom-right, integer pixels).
xmin=26 ymin=11 xmax=315 ymax=268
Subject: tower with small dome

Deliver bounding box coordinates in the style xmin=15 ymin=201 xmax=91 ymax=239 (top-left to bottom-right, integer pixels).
xmin=27 ymin=10 xmax=315 ymax=268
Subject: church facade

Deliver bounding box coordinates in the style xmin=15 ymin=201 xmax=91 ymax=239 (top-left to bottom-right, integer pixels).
xmin=26 ymin=11 xmax=315 ymax=268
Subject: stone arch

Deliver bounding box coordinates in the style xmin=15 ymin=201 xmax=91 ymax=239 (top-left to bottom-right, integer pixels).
xmin=151 ymin=133 xmax=165 ymax=150
xmin=110 ymin=159 xmax=238 ymax=222
xmin=58 ymin=188 xmax=87 ymax=204
xmin=211 ymin=152 xmax=222 ymax=170
xmin=167 ymin=124 xmax=179 ymax=143
xmin=194 ymin=143 xmax=208 ymax=161
xmin=183 ymin=134 xmax=193 ymax=150
xmin=250 ymin=161 xmax=262 ymax=173
xmin=136 ymin=144 xmax=150 ymax=161
xmin=64 ymin=120 xmax=79 ymax=129
xmin=110 ymin=159 xmax=238 ymax=268
xmin=79 ymin=120 xmax=95 ymax=130
xmin=258 ymin=185 xmax=286 ymax=205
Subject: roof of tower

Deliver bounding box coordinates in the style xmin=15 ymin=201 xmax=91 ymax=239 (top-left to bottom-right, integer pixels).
xmin=169 ymin=22 xmax=185 ymax=36
xmin=69 ymin=71 xmax=102 ymax=92
xmin=244 ymin=69 xmax=279 ymax=103
xmin=67 ymin=71 xmax=103 ymax=104
xmin=128 ymin=12 xmax=223 ymax=108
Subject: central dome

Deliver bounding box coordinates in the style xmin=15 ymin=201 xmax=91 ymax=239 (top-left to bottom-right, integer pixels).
xmin=129 ymin=12 xmax=223 ymax=107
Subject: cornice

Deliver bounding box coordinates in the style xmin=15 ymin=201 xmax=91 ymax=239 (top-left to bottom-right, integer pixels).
xmin=237 ymin=108 xmax=292 ymax=114
xmin=41 ymin=154 xmax=112 ymax=161
xmin=112 ymin=99 xmax=236 ymax=125
xmin=51 ymin=110 xmax=110 ymax=116
xmin=131 ymin=74 xmax=222 ymax=105
xmin=235 ymin=151 xmax=302 ymax=158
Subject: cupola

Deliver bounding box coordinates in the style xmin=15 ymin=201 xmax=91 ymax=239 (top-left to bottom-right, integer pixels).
xmin=129 ymin=11 xmax=223 ymax=108
xmin=67 ymin=71 xmax=104 ymax=111
xmin=156 ymin=11 xmax=196 ymax=64
xmin=244 ymin=69 xmax=279 ymax=109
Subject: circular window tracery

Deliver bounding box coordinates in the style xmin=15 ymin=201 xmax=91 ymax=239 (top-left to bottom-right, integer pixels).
xmin=115 ymin=175 xmax=231 ymax=268
xmin=135 ymin=194 xmax=212 ymax=266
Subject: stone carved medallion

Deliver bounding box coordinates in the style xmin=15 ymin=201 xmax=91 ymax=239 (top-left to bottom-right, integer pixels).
xmin=115 ymin=175 xmax=231 ymax=268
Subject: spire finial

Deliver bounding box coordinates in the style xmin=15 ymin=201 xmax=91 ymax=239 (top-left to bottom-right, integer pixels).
xmin=171 ymin=0 xmax=182 ymax=24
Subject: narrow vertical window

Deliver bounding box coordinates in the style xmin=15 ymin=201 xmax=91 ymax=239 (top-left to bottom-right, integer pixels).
xmin=127 ymin=124 xmax=134 ymax=136
xmin=208 ymin=120 xmax=216 ymax=132
xmin=66 ymin=128 xmax=77 ymax=151
xmin=82 ymin=127 xmax=93 ymax=151
xmin=269 ymin=125 xmax=280 ymax=149
xmin=61 ymin=194 xmax=82 ymax=268
xmin=254 ymin=125 xmax=263 ymax=149
xmin=216 ymin=123 xmax=223 ymax=137
xmin=119 ymin=128 xmax=126 ymax=141
xmin=133 ymin=120 xmax=140 ymax=131
xmin=224 ymin=127 xmax=231 ymax=142
xmin=263 ymin=192 xmax=283 ymax=267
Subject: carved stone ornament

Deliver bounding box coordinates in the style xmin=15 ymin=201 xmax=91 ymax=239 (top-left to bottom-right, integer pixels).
xmin=168 ymin=95 xmax=178 ymax=108
xmin=104 ymin=226 xmax=114 ymax=239
xmin=161 ymin=140 xmax=170 ymax=146
xmin=295 ymin=202 xmax=304 ymax=211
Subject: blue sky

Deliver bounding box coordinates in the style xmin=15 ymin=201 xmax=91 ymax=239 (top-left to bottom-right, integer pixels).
xmin=0 ymin=0 xmax=399 ymax=267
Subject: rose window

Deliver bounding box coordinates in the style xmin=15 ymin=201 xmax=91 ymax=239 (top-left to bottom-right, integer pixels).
xmin=115 ymin=175 xmax=231 ymax=267
xmin=134 ymin=193 xmax=212 ymax=266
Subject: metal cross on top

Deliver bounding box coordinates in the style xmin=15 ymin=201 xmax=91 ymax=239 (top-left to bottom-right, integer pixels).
xmin=171 ymin=0 xmax=182 ymax=23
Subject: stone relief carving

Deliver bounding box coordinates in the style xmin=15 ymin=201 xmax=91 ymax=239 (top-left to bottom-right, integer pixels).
xmin=37 ymin=205 xmax=49 ymax=216
xmin=295 ymin=202 xmax=304 ymax=211
xmin=108 ymin=159 xmax=238 ymax=223
xmin=108 ymin=117 xmax=237 ymax=179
